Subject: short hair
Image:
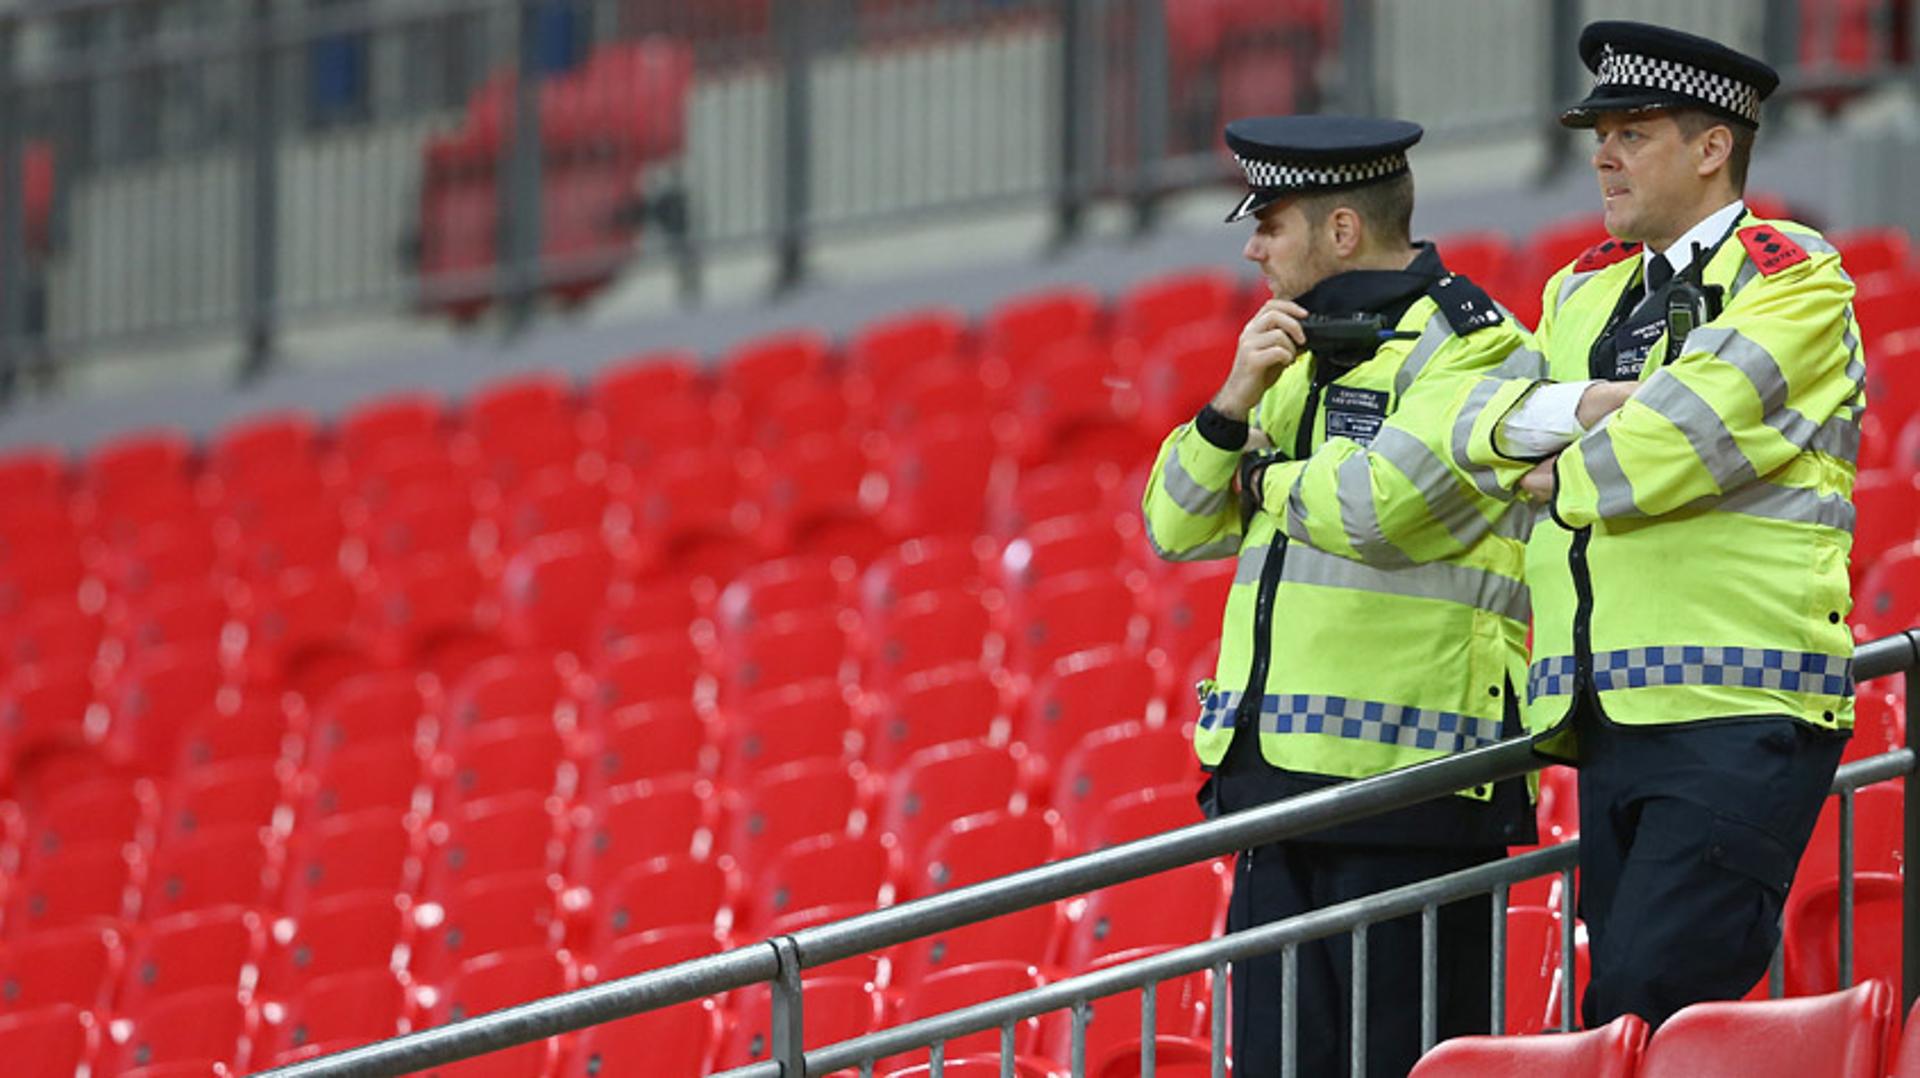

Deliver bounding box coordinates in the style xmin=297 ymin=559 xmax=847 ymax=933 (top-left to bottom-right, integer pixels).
xmin=1297 ymin=171 xmax=1415 ymax=252
xmin=1671 ymin=108 xmax=1756 ymax=193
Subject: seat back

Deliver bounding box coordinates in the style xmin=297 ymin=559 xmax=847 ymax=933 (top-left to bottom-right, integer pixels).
xmin=1639 ymin=980 xmax=1894 ymax=1078
xmin=1408 ymin=1012 xmax=1648 ymax=1077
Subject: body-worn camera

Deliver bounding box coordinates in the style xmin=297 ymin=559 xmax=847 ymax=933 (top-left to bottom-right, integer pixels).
xmin=1301 ymin=313 xmax=1421 ymax=369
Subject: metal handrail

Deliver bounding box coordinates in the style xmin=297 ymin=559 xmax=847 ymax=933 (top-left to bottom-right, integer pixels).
xmin=257 ymin=628 xmax=1920 ymax=1078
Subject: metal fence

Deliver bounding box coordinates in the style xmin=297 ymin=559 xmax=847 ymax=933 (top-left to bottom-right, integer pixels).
xmin=254 ymin=627 xmax=1920 ymax=1078
xmin=0 ymin=0 xmax=1914 ymax=391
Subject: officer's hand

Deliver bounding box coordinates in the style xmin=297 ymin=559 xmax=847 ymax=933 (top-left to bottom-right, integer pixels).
xmin=1519 ymin=455 xmax=1558 ymax=501
xmin=1576 ymin=380 xmax=1639 ymax=429
xmin=1212 ymin=300 xmax=1308 ymax=420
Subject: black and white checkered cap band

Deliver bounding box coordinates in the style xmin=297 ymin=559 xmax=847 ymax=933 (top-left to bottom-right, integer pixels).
xmin=1594 ymin=45 xmax=1762 ymax=123
xmin=1234 ymin=151 xmax=1408 ymax=192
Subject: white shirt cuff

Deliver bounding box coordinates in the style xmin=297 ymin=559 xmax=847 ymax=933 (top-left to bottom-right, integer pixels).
xmin=1497 ymin=380 xmax=1597 ymax=457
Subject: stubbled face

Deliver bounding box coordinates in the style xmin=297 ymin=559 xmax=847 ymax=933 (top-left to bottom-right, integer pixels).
xmin=1591 ymin=110 xmax=1707 ymax=250
xmin=1242 ymin=199 xmax=1340 ymax=301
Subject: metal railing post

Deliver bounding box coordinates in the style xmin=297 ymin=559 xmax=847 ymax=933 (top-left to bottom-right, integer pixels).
xmin=1840 ymin=787 xmax=1856 ymax=987
xmin=1129 ymin=0 xmax=1167 ymax=235
xmin=1559 ymin=867 xmax=1577 ymax=1028
xmin=1905 ymin=654 xmax=1920 ymax=1010
xmin=1539 ymin=0 xmax=1583 ymax=179
xmin=1762 ymin=0 xmax=1799 ymax=125
xmin=1336 ymin=0 xmax=1375 ymax=116
xmin=1489 ymin=883 xmax=1508 ymax=1035
xmin=1349 ymin=925 xmax=1368 ymax=1078
xmin=772 ymin=0 xmax=812 ymax=293
xmin=500 ymin=0 xmax=544 ymax=332
xmin=1051 ymin=0 xmax=1088 ymax=249
xmin=241 ymin=0 xmax=279 ymax=381
xmin=0 ymin=17 xmax=24 ymax=403
xmin=770 ymin=937 xmax=806 ymax=1078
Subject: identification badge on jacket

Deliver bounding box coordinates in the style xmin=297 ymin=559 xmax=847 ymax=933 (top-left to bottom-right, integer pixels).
xmin=1323 ymin=386 xmax=1390 ymax=444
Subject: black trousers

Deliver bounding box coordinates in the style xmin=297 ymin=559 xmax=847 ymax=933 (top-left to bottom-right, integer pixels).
xmin=1572 ymin=694 xmax=1845 ymax=1029
xmin=1225 ymin=839 xmax=1503 ymax=1078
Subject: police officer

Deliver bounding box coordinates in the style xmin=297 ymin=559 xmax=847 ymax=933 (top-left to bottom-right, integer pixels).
xmin=1445 ymin=22 xmax=1863 ymax=1028
xmin=1142 ymin=115 xmax=1539 ymax=1077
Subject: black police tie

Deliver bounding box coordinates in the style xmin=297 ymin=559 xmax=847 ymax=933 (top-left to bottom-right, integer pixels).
xmin=1645 ymin=254 xmax=1674 ymax=296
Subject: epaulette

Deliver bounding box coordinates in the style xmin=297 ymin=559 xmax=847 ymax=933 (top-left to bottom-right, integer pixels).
xmin=1572 ymin=238 xmax=1642 ymax=273
xmin=1737 ymin=224 xmax=1810 ymax=276
xmin=1426 ymin=274 xmax=1505 ymax=336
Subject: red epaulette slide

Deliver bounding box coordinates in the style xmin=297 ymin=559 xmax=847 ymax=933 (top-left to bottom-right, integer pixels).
xmin=1738 ymin=225 xmax=1811 ymax=276
xmin=1573 ymin=239 xmax=1642 ymax=273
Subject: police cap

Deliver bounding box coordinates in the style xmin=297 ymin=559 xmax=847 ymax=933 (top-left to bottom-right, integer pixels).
xmin=1561 ymin=21 xmax=1779 ymax=130
xmin=1222 ymin=115 xmax=1423 ymax=224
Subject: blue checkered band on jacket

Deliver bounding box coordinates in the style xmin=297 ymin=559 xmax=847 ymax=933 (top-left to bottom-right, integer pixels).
xmin=1595 ymin=45 xmax=1762 ymax=123
xmin=1234 ymin=151 xmax=1408 ymax=192
xmin=1527 ymin=647 xmax=1854 ymax=702
xmin=1197 ymin=689 xmax=1504 ymax=754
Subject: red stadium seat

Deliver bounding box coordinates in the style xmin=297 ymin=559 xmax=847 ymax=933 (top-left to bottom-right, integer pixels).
xmin=586 ymin=632 xmax=711 ymax=715
xmin=1082 ymin=783 xmax=1204 ymax=852
xmin=1503 ymin=904 xmax=1560 ymax=1035
xmin=879 ymin=360 xmax=1005 ymax=434
xmin=104 ymin=527 xmax=222 ymax=600
xmin=8 ymin=840 xmax=144 ymax=934
xmin=1000 ymin=512 xmax=1132 ymax=589
xmin=335 ymin=395 xmax=448 ymax=470
xmin=1833 ymin=227 xmax=1911 ymax=280
xmin=1055 ymin=859 xmax=1228 ymax=971
xmin=420 ymin=791 xmax=565 ymax=895
xmin=1011 ymin=337 xmax=1147 ymax=468
xmin=1850 ymin=472 xmax=1920 ymax=579
xmin=25 ymin=777 xmax=161 ymax=863
xmin=1020 ymin=647 xmax=1162 ymax=776
xmin=581 ymin=700 xmax=712 ymax=791
xmin=1526 ymin=215 xmax=1612 ymax=283
xmin=367 ymin=552 xmax=497 ymax=678
xmin=1010 ymin=573 xmax=1150 ymax=677
xmin=1638 ymin=979 xmax=1894 ymax=1078
xmin=561 ymin=997 xmax=721 ymax=1078
xmin=258 ymin=890 xmax=411 ymax=994
xmin=310 ymin=671 xmax=431 ymax=760
xmin=715 ymin=331 xmax=835 ymax=420
xmin=121 ymin=905 xmax=267 ymax=1012
xmin=446 ymin=653 xmax=570 ymax=733
xmin=860 ymin=536 xmax=998 ymax=621
xmin=2 ymin=603 xmax=101 ymax=672
xmin=716 ymin=977 xmax=885 ymax=1071
xmin=587 ymin=349 xmax=704 ymax=425
xmin=761 ymin=436 xmax=890 ymax=565
xmin=882 ymin=1059 xmax=1056 ymax=1078
xmin=165 ymin=760 xmax=287 ymax=841
xmin=408 ymin=872 xmax=565 ymax=984
xmin=245 ymin=568 xmax=372 ymax=702
xmin=569 ymin=774 xmax=715 ymax=884
xmin=1796 ymin=783 xmax=1903 ymax=889
xmin=1052 ymin=723 xmax=1196 ymax=838
xmin=716 ymin=758 xmax=864 ymax=876
xmin=435 ymin=717 xmax=572 ymax=809
xmin=499 ymin=530 xmax=616 ymax=655
xmin=864 ymin=665 xmax=1007 ymax=774
xmin=102 ymin=986 xmax=257 ymax=1073
xmin=715 ymin=555 xmax=854 ymax=639
xmin=361 ymin=489 xmax=478 ymax=567
xmin=0 ymin=446 xmax=67 ymax=504
xmin=719 ymin=681 xmax=860 ymax=786
xmin=1036 ymin=945 xmax=1212 ymax=1070
xmin=886 ymin=960 xmax=1046 ymax=1069
xmin=1408 ymin=1012 xmax=1648 ymax=1077
xmin=865 ymin=590 xmax=1000 ymax=690
xmin=173 ymin=699 xmax=295 ymax=774
xmin=584 ymin=861 xmax=736 ymax=952
xmin=282 ymin=810 xmax=420 ymax=911
xmin=300 ymin=739 xmax=430 ymax=823
xmin=1855 ymin=545 xmax=1920 ymax=641
xmin=0 ymin=1005 xmax=101 ymax=1077
xmin=878 ymin=741 xmax=1025 ymax=859
xmin=588 ymin=577 xmax=708 ymax=659
xmin=723 ymin=609 xmax=855 ymax=700
xmin=983 ymin=287 xmax=1103 ymax=368
xmin=1147 ymin=559 xmax=1235 ymax=678
xmin=889 ymin=903 xmax=1060 ymax=990
xmin=750 ymin=832 xmax=897 ymax=931
xmin=756 ymin=382 xmax=857 ymax=449
xmin=846 ymin=307 xmax=971 ymax=404
xmin=1892 ymin=995 xmax=1920 ymax=1078
xmin=262 ymin=966 xmax=410 ymax=1059
xmin=144 ymin=825 xmax=281 ymax=918
xmin=0 ymin=920 xmax=126 ymax=1013
xmin=1783 ymin=873 xmax=1903 ymax=997
xmin=207 ymin=410 xmax=320 ymax=489
xmin=494 ymin=470 xmax=613 ymax=554
xmin=909 ymin=809 xmax=1060 ymax=899
xmin=418 ymin=947 xmax=577 ymax=1077
xmin=1138 ymin=320 xmax=1240 ymax=435
xmin=84 ymin=428 xmax=195 ymax=505
xmin=1116 ymin=269 xmax=1239 ymax=353
xmin=883 ymin=418 xmax=1009 ymax=540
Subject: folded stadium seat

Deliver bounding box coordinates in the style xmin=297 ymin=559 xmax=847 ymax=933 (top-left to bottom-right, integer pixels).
xmin=843 ymin=307 xmax=972 ymax=407
xmin=1080 ymin=783 xmax=1204 ymax=853
xmin=982 ymin=287 xmax=1104 ymax=372
xmin=1011 ymin=338 xmax=1149 ymax=469
xmin=1855 ymin=545 xmax=1920 ymax=644
xmin=876 ymin=358 xmax=1009 ymax=439
xmin=118 ymin=905 xmax=267 ymax=1014
xmin=0 ymin=484 xmax=73 ymax=552
xmin=722 ymin=608 xmax=857 ymax=702
xmin=83 ymin=428 xmax=197 ymax=507
xmin=889 ymin=903 xmax=1060 ymax=992
xmin=864 ymin=665 xmax=1009 ymax=775
xmin=281 ymin=809 xmax=421 ymax=913
xmin=713 ymin=330 xmax=837 ymax=424
xmin=1853 ymin=275 xmax=1920 ymax=344
xmin=461 ymin=403 xmax=591 ymax=500
xmin=407 ymin=872 xmax=566 ymax=986
xmin=1115 ymin=269 xmax=1241 ymax=355
xmin=418 ymin=791 xmax=567 ymax=899
xmin=100 ymin=521 xmax=224 ymax=600
xmin=257 ymin=890 xmax=412 ymax=995
xmin=1051 ymin=723 xmax=1196 ymax=840
xmin=414 ymin=947 xmax=577 ymax=1077
xmin=558 ymin=996 xmax=722 ymax=1078
xmin=24 ymin=777 xmax=161 ymax=865
xmin=1639 ymin=979 xmax=1894 ymax=1078
xmin=716 ymin=554 xmax=856 ymax=640
xmin=243 ymin=567 xmax=376 ymax=704
xmin=747 ymin=832 xmax=898 ymax=933
xmin=596 ymin=395 xmax=734 ymax=478
xmin=578 ymin=699 xmax=712 ymax=793
xmin=358 ymin=488 xmax=480 ymax=568
xmin=756 ymin=381 xmax=859 ymax=450
xmin=718 ymin=681 xmax=862 ymax=788
xmin=108 ymin=644 xmax=230 ymax=773
xmin=624 ymin=448 xmax=758 ymax=574
xmin=205 ymin=410 xmax=320 ymax=487
xmin=908 ymin=808 xmax=1061 ymax=900
xmin=568 ymin=773 xmax=716 ymax=885
xmin=587 ymin=575 xmax=710 ymax=660
xmin=367 ymin=553 xmax=505 ymax=684
xmin=860 ymin=536 xmax=1000 ymax=621
xmin=1408 ymin=1011 xmax=1648 ymax=1077
xmin=99 ymin=984 xmax=258 ymax=1074
xmin=309 ymin=670 xmax=433 ymax=762
xmin=715 ymin=976 xmax=886 ymax=1072
xmin=1035 ymin=944 xmax=1211 ymax=1072
xmin=863 ymin=590 xmax=1002 ymax=693
xmin=0 ymin=1005 xmax=101 ymax=1076
xmin=433 ymin=716 xmax=575 ymax=811
xmin=1010 ymin=573 xmax=1152 ymax=680
xmin=586 ymin=349 xmax=705 ymax=432
xmin=143 ymin=824 xmax=283 ymax=920
xmin=347 ymin=440 xmax=478 ymax=521
xmin=164 ymin=759 xmax=288 ymax=842
xmin=492 ymin=469 xmax=617 ymax=560
xmin=497 ymin=530 xmax=617 ymax=658
xmin=761 ymin=436 xmax=894 ymax=566
xmin=585 ymin=633 xmax=711 ymax=716
xmin=446 ymin=652 xmax=574 ymax=733
xmin=999 ymin=511 xmax=1134 ymax=591
xmin=1865 ymin=328 xmax=1920 ymax=425
xmin=207 ymin=468 xmax=340 ymax=549
xmin=1783 ymin=873 xmax=1903 ymax=997
xmin=1089 ymin=1035 xmax=1221 ymax=1078
xmin=0 ymin=445 xmax=67 ymax=504
xmin=1144 ymin=559 xmax=1234 ymax=685
xmin=1848 ymin=472 xmax=1920 ymax=584
xmin=2 ymin=601 xmax=102 ymax=673
xmin=298 ymin=738 xmax=432 ymax=824
xmin=1018 ymin=648 xmax=1163 ymax=783
xmin=171 ymin=698 xmax=296 ymax=776
xmin=109 ymin=587 xmax=231 ymax=662
xmin=877 ymin=742 xmax=1028 ymax=863
xmin=258 ymin=966 xmax=410 ymax=1062
xmin=1135 ymin=320 xmax=1241 ymax=438
xmin=223 ymin=501 xmax=353 ymax=585
xmin=1055 ymin=860 xmax=1229 ymax=972
xmin=883 ymin=960 xmax=1048 ymax=1071
xmin=6 ymin=837 xmax=145 ymax=930
xmin=0 ymin=920 xmax=126 ymax=1013
xmin=580 ymin=864 xmax=736 ymax=957
xmin=332 ymin=393 xmax=449 ymax=472
xmin=1832 ymin=227 xmax=1911 ymax=282
xmin=1894 ymin=412 xmax=1920 ymax=477
xmin=715 ymin=758 xmax=866 ymax=877
xmin=881 ymin=418 xmax=1011 ymax=542
xmin=1893 ymin=995 xmax=1920 ymax=1078
xmin=0 ymin=542 xmax=88 ymax=621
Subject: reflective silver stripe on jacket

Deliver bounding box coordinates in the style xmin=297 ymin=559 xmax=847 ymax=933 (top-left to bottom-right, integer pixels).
xmin=1146 ymin=525 xmax=1243 ymax=564
xmin=1283 ymin=544 xmax=1529 ymax=622
xmin=1197 ymin=688 xmax=1503 ymax=754
xmin=1161 ymin=442 xmax=1231 ymax=516
xmin=1450 ymin=377 xmax=1513 ymax=500
xmin=1233 ymin=541 xmax=1271 ymax=585
xmin=1367 ymin=425 xmax=1495 ymax=551
xmin=1392 ymin=311 xmax=1454 ymax=398
xmin=1556 ymin=269 xmax=1606 ymax=311
xmin=1528 ymin=646 xmax=1853 ymax=702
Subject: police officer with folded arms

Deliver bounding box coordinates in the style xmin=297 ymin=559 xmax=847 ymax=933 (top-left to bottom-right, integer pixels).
xmin=1445 ymin=21 xmax=1864 ymax=1029
xmin=1142 ymin=115 xmax=1539 ymax=1077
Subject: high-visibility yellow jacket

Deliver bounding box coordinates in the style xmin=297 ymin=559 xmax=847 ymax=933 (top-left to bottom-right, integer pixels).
xmin=1448 ymin=214 xmax=1862 ymax=753
xmin=1142 ymin=282 xmax=1539 ymax=795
